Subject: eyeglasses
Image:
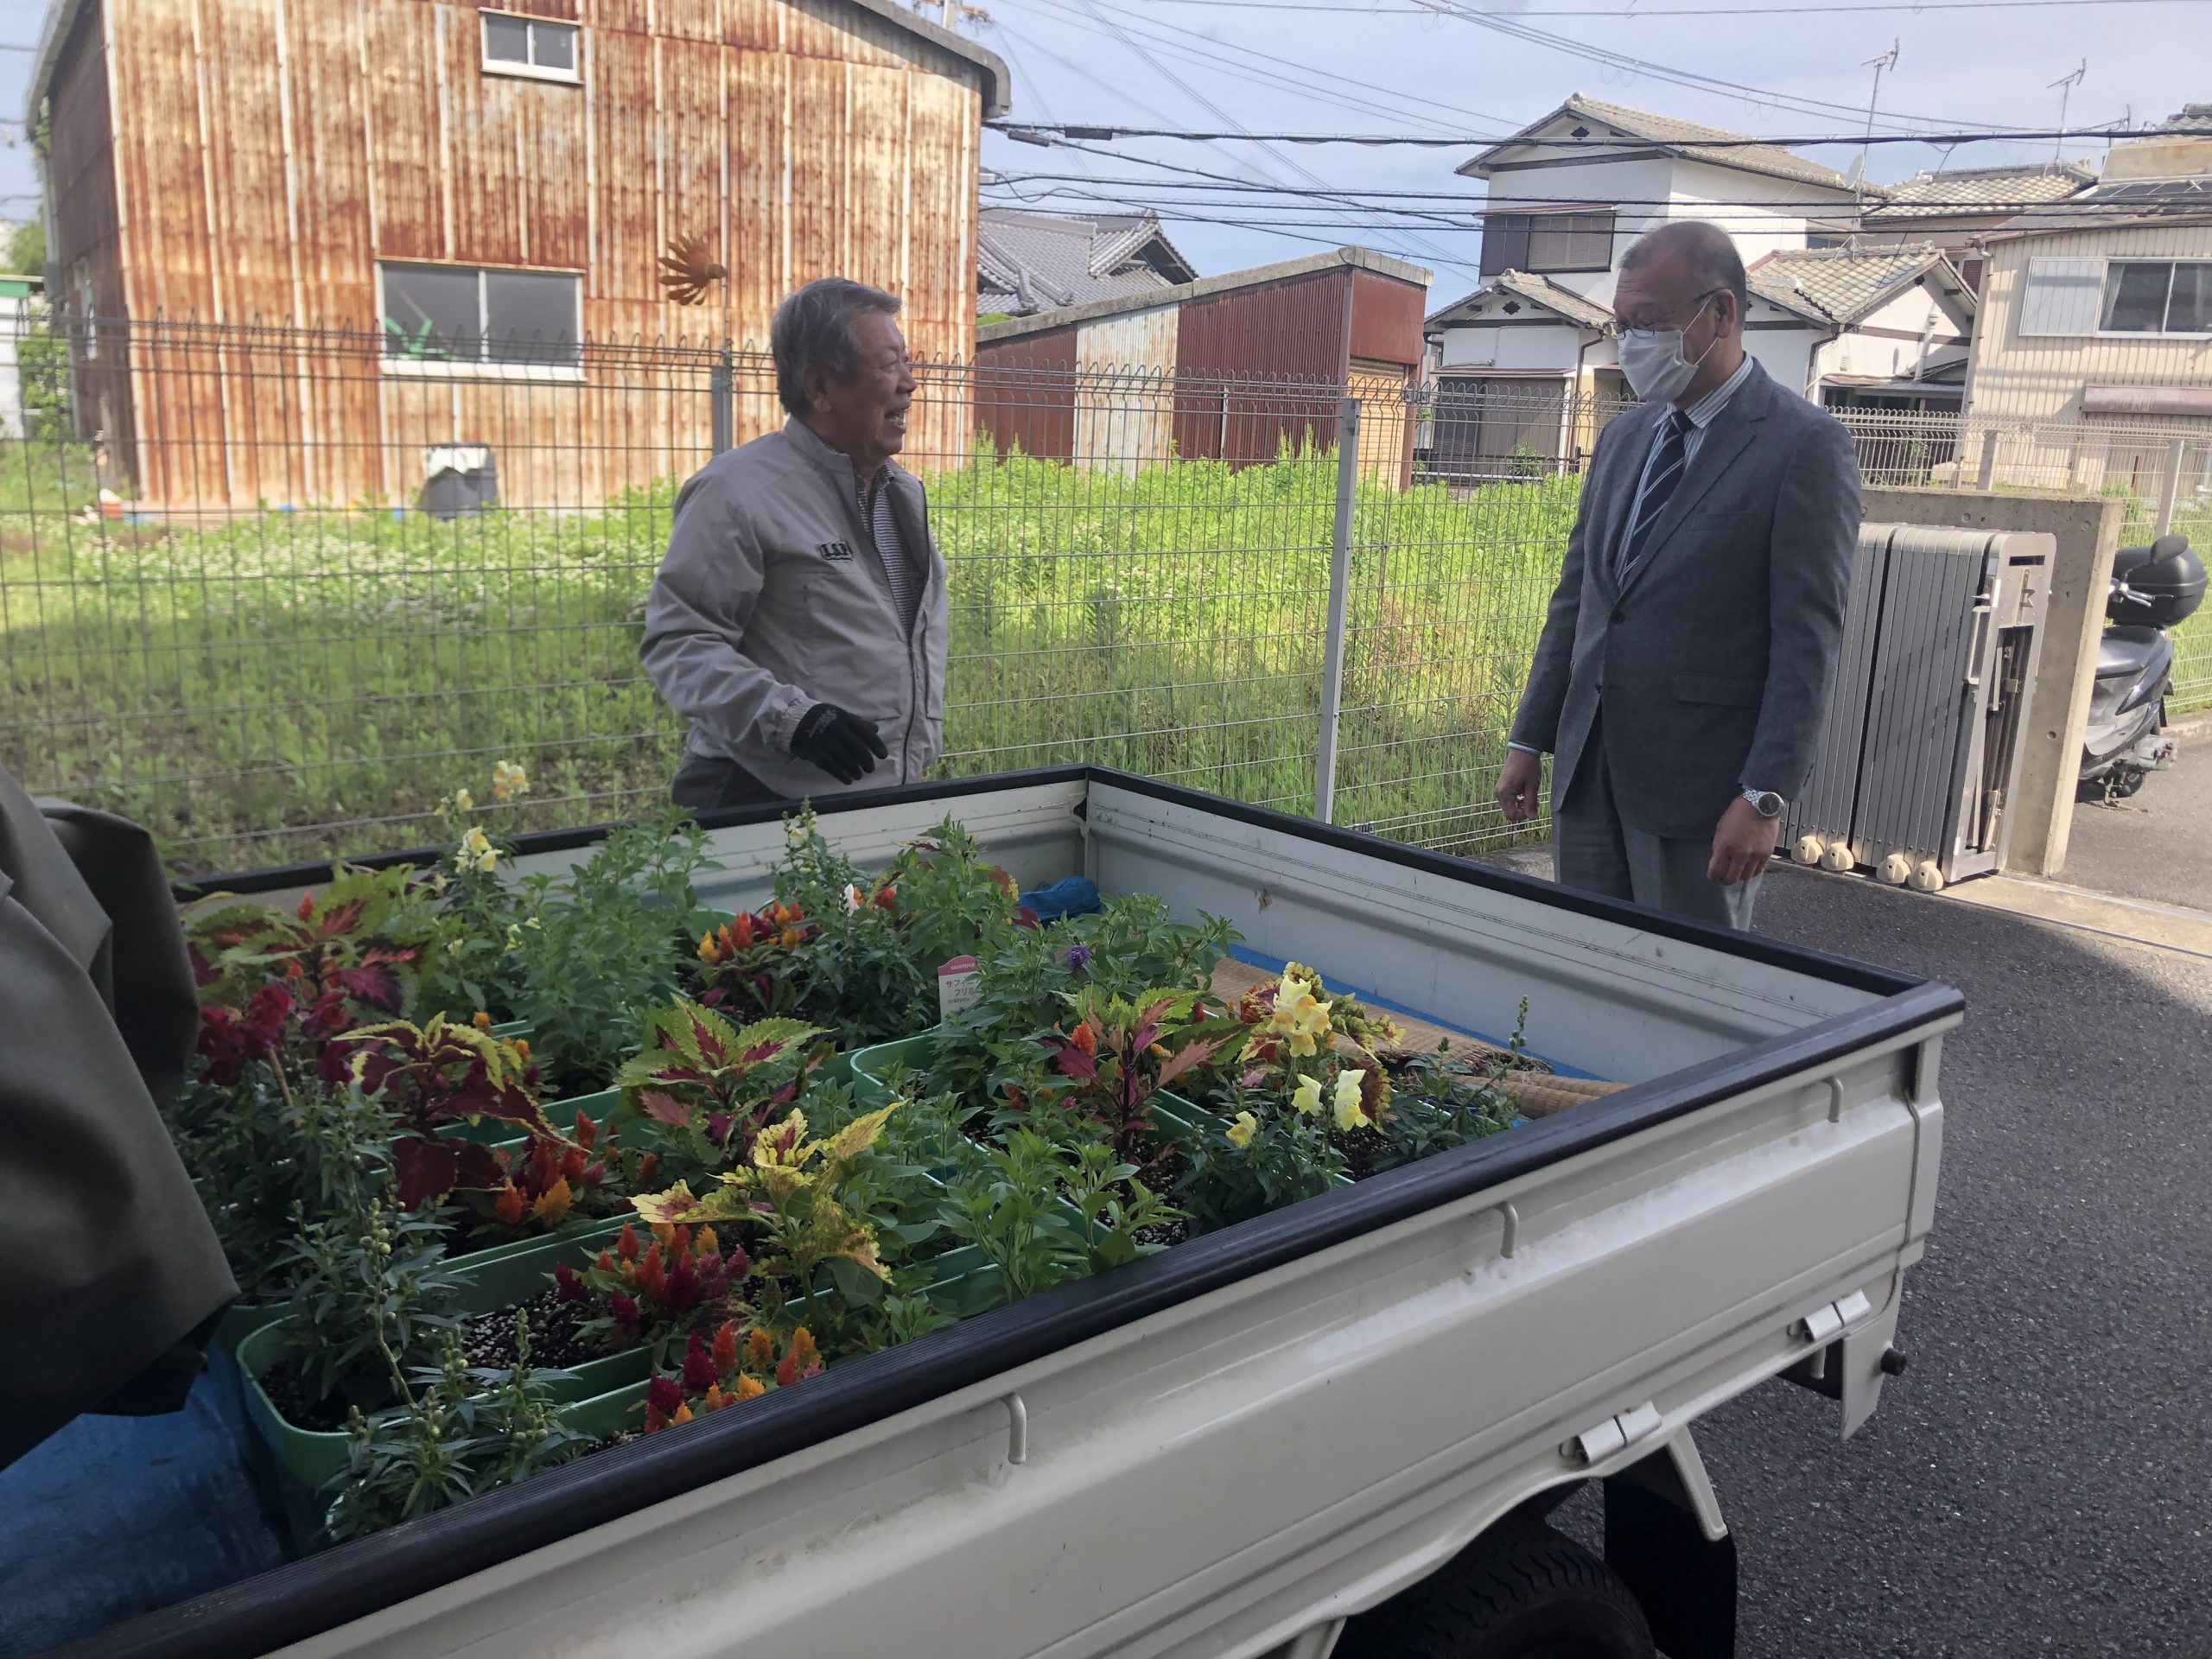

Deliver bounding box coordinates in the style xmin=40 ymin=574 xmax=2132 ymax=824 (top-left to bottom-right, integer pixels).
xmin=1602 ymin=287 xmax=1725 ymax=343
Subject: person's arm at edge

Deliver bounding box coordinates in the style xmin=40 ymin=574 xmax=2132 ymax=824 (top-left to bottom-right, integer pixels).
xmin=1744 ymin=416 xmax=1860 ymax=798
xmin=640 ymin=467 xmax=814 ymax=756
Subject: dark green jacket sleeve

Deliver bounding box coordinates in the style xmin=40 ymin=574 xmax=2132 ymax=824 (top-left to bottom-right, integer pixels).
xmin=0 ymin=767 xmax=236 ymax=1469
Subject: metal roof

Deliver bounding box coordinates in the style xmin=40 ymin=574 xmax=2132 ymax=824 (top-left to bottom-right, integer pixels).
xmin=1864 ymin=162 xmax=2097 ymax=223
xmin=976 ymin=245 xmax=1432 ymax=342
xmin=976 ymin=208 xmax=1198 ymax=318
xmin=1745 ymin=245 xmax=1971 ymax=327
xmin=26 ymin=0 xmax=1014 ymax=124
xmin=1992 ymin=175 xmax=2212 ymax=238
xmin=1426 ymin=270 xmax=1613 ymax=331
xmin=1457 ymin=93 xmax=1866 ymax=194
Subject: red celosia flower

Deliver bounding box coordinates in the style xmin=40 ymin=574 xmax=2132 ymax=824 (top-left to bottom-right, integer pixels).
xmin=646 ymin=1374 xmax=683 ymax=1419
xmin=616 ymin=1222 xmax=640 ymax=1262
xmin=493 ymin=1183 xmax=526 ymax=1226
xmin=635 ymin=1243 xmax=666 ymax=1300
xmin=636 ymin=1154 xmax=658 ymax=1188
xmin=296 ymin=893 xmax=315 ymax=920
xmin=575 ymin=1110 xmax=596 ymax=1151
xmin=554 ymin=1262 xmax=588 ymax=1303
xmin=560 ymin=1145 xmax=588 ymax=1186
xmin=681 ymin=1332 xmax=717 ymax=1395
xmin=712 ymin=1320 xmax=739 ymax=1376
xmin=610 ymin=1294 xmax=641 ymax=1335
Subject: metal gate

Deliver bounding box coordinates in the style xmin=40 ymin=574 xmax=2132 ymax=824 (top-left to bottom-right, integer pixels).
xmin=1785 ymin=524 xmax=2051 ymax=890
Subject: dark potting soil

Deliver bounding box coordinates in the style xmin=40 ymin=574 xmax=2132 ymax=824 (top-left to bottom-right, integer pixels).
xmin=1129 ymin=1141 xmax=1192 ymax=1248
xmin=259 ymin=1357 xmax=371 ymax=1435
xmin=462 ymin=1286 xmax=597 ymax=1372
xmin=1325 ymin=1126 xmax=1380 ymax=1183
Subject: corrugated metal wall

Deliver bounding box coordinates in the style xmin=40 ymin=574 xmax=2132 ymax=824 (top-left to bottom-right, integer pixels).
xmin=972 ymin=321 xmax=1078 ymax=462
xmin=48 ymin=0 xmax=985 ymax=506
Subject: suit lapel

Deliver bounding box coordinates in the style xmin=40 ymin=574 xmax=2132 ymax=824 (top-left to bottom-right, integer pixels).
xmin=1596 ymin=404 xmax=1669 ymax=601
xmin=1616 ymin=362 xmax=1772 ymax=601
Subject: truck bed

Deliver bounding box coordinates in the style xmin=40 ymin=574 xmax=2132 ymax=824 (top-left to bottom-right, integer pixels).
xmin=73 ymin=768 xmax=1960 ymax=1659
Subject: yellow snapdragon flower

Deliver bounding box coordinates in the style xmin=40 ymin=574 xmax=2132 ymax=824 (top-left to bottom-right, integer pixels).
xmin=1292 ymin=1075 xmax=1325 ymax=1117
xmin=1333 ymin=1069 xmax=1373 ymax=1133
xmin=1225 ymin=1109 xmax=1259 ymax=1149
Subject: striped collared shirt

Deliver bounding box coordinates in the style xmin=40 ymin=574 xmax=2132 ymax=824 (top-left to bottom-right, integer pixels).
xmin=859 ymin=471 xmax=923 ymax=639
xmin=1624 ymin=351 xmax=1757 ymax=537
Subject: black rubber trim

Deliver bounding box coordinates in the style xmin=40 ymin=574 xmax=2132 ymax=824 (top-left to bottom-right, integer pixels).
xmin=100 ymin=769 xmax=1959 ymax=1657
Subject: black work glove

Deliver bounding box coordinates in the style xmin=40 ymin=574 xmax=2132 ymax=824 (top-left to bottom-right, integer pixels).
xmin=790 ymin=702 xmax=889 ymax=785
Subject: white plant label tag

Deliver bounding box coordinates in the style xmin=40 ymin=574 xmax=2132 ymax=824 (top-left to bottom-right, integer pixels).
xmin=938 ymin=956 xmax=982 ymax=1020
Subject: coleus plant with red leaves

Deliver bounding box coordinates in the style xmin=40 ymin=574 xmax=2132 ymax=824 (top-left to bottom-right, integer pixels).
xmin=556 ymin=1218 xmax=747 ymax=1365
xmin=467 ymin=1105 xmax=653 ymax=1241
xmin=613 ymin=999 xmax=830 ymax=1175
xmin=321 ymin=1014 xmax=563 ymax=1208
xmin=1026 ymin=988 xmax=1248 ymax=1164
xmin=641 ymin=1321 xmax=822 ymax=1432
xmin=186 ymin=864 xmax=428 ymax=1058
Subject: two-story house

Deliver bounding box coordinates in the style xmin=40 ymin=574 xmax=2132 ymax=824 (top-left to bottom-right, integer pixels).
xmin=27 ymin=0 xmax=1009 ymax=507
xmin=1421 ymin=94 xmax=1872 ymax=474
xmin=1963 ymin=108 xmax=2212 ymax=494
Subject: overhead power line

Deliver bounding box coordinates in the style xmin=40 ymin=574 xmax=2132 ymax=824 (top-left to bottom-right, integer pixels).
xmin=989 ymin=120 xmax=2198 ymax=149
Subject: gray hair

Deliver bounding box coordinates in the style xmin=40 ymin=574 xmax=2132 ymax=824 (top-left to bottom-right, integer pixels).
xmin=772 ymin=277 xmax=903 ymax=416
xmin=1619 ymin=221 xmax=1749 ymax=326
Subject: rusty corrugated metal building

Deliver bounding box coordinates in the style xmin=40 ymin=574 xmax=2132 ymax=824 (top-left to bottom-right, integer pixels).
xmin=26 ymin=0 xmax=1007 ymax=506
xmin=971 ymin=247 xmax=1431 ymax=480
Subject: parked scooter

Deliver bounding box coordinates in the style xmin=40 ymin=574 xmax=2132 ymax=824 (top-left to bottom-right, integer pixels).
xmin=2081 ymin=532 xmax=2207 ymax=799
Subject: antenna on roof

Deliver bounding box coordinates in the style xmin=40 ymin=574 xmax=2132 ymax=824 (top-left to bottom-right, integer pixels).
xmin=2048 ymin=60 xmax=2088 ymax=165
xmin=1853 ymin=41 xmax=1900 ymax=188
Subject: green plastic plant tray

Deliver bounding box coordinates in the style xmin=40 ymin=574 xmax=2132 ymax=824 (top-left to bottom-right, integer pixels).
xmin=234 ymin=1217 xmax=633 ymax=1494
xmin=848 ymin=1028 xmax=943 ymax=1105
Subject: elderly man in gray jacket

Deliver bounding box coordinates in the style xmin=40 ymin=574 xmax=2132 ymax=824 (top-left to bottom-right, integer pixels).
xmin=1495 ymin=221 xmax=1861 ymax=928
xmin=643 ymin=276 xmax=948 ymax=810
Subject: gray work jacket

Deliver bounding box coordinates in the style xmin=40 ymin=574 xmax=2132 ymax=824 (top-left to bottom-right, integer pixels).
xmin=641 ymin=420 xmax=949 ymax=798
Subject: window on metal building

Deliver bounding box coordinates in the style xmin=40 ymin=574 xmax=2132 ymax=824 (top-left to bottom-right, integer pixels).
xmin=2099 ymin=261 xmax=2212 ymax=337
xmin=378 ymin=264 xmax=583 ymax=375
xmin=481 ymin=10 xmax=579 ymax=83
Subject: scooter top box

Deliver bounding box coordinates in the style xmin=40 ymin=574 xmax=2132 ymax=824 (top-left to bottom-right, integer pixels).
xmin=2110 ymin=534 xmax=2205 ymax=630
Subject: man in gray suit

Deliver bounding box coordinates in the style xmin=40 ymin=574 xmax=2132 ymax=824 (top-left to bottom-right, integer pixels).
xmin=1494 ymin=221 xmax=1861 ymax=928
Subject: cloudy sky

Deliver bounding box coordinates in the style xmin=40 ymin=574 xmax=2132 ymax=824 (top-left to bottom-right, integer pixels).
xmin=967 ymin=0 xmax=2204 ymax=294
xmin=1 ymin=0 xmax=2200 ymax=286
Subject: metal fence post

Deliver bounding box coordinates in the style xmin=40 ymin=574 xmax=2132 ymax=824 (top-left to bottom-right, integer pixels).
xmin=2155 ymin=436 xmax=2185 ymax=537
xmin=710 ymin=344 xmax=734 ymax=456
xmin=1976 ymin=429 xmax=1999 ymax=492
xmin=1314 ymin=396 xmax=1360 ymax=824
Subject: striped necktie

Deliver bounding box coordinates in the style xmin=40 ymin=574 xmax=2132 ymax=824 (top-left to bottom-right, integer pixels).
xmin=1617 ymin=409 xmax=1692 ymax=586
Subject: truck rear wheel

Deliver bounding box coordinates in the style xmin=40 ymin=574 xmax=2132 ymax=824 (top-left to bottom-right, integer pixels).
xmin=1334 ymin=1521 xmax=1655 ymax=1659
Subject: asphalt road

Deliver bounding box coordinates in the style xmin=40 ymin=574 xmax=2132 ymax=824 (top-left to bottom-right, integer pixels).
xmin=2063 ymin=732 xmax=2212 ymax=914
xmin=1515 ymin=858 xmax=2212 ymax=1656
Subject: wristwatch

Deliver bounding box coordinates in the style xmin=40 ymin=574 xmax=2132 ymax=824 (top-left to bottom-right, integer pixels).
xmin=1741 ymin=788 xmax=1785 ymax=818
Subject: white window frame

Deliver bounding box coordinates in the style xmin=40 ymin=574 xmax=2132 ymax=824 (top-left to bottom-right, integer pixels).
xmin=480 ymin=10 xmax=581 ymax=86
xmin=375 ymin=261 xmax=586 ymax=382
xmin=2095 ymin=257 xmax=2212 ymax=340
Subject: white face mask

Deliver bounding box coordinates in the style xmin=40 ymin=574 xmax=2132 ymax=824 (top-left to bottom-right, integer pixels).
xmin=1617 ymin=294 xmax=1718 ymax=404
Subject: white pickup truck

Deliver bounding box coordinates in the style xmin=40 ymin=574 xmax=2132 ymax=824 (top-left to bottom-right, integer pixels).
xmin=76 ymin=767 xmax=1958 ymax=1659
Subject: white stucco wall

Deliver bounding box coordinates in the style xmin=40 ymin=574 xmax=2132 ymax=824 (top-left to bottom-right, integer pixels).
xmin=1435 ymin=321 xmax=1590 ymax=372
xmin=1483 ymin=155 xmax=1679 ymax=308
xmin=1665 ymin=159 xmax=1858 ymax=268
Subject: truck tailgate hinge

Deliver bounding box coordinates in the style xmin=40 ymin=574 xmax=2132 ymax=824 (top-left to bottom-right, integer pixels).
xmin=1566 ymin=1401 xmax=1663 ymax=1467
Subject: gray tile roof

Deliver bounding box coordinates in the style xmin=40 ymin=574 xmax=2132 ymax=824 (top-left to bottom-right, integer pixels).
xmin=976 ymin=209 xmax=1198 ymax=318
xmin=1427 ymin=270 xmax=1613 ymax=330
xmin=1864 ymin=162 xmax=2096 ymax=223
xmin=1994 ymin=175 xmax=2212 ymax=237
xmin=1460 ymin=93 xmax=1867 ymax=194
xmin=1746 ymin=245 xmax=1966 ymax=326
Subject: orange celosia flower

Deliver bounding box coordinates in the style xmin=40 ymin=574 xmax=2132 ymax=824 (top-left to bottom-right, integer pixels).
xmin=493 ymin=1183 xmax=526 ymax=1226
xmin=730 ymin=913 xmax=755 ymax=949
xmin=712 ymin=1320 xmax=739 ymax=1376
xmin=635 ymin=1243 xmax=666 ymax=1299
xmin=531 ymin=1177 xmax=573 ymax=1227
xmin=1071 ymin=1022 xmax=1097 ymax=1057
xmin=595 ymin=1249 xmax=614 ymax=1273
xmin=671 ymin=1402 xmax=692 ymax=1426
xmin=734 ymin=1373 xmax=766 ymax=1401
xmin=649 ymin=1221 xmax=675 ymax=1247
xmin=283 ymin=958 xmax=306 ymax=980
xmin=696 ymin=1225 xmax=720 ymax=1259
xmin=697 ymin=930 xmax=718 ymax=963
xmin=512 ymin=1038 xmax=531 ymax=1061
xmin=636 ymin=1153 xmax=658 ymax=1187
xmin=645 ymin=1402 xmax=667 ymax=1433
xmin=777 ymin=927 xmax=802 ymax=950
xmin=296 ymin=893 xmax=315 ymax=920
xmin=615 ymin=1222 xmax=641 ymax=1262
xmin=574 ymin=1111 xmax=596 ymax=1151
xmin=743 ymin=1327 xmax=775 ymax=1369
xmin=671 ymin=1225 xmax=693 ymax=1272
xmin=560 ymin=1145 xmax=587 ymax=1186
xmin=703 ymin=1382 xmax=725 ymax=1410
xmin=472 ymin=1010 xmax=492 ymax=1031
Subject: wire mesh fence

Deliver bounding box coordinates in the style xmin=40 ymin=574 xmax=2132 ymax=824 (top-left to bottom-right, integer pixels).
xmin=1 ymin=312 xmax=2203 ymax=877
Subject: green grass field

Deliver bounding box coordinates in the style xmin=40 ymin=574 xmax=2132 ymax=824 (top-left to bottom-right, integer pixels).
xmin=3 ymin=435 xmax=2203 ymax=878
xmin=0 ymin=444 xmax=1575 ymax=874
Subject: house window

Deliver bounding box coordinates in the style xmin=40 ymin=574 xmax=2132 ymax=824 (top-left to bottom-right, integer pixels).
xmin=481 ymin=10 xmax=579 ymax=83
xmin=1479 ymin=211 xmax=1614 ymax=277
xmin=378 ymin=263 xmax=582 ymax=374
xmin=2099 ymin=261 xmax=2212 ymax=336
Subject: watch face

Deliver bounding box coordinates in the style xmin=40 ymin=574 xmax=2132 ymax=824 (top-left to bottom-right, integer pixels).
xmin=1753 ymin=791 xmax=1784 ymax=818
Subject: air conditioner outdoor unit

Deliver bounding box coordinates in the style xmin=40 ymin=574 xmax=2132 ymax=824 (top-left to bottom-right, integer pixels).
xmin=1784 ymin=523 xmax=2050 ymax=891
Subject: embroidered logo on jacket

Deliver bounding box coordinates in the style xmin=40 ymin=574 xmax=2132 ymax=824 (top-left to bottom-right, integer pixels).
xmin=817 ymin=541 xmax=855 ymax=562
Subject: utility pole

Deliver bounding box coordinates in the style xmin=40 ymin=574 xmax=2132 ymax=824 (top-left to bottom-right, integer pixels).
xmin=2049 ymin=61 xmax=2088 ymax=164
xmin=1856 ymin=41 xmax=1900 ymax=185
